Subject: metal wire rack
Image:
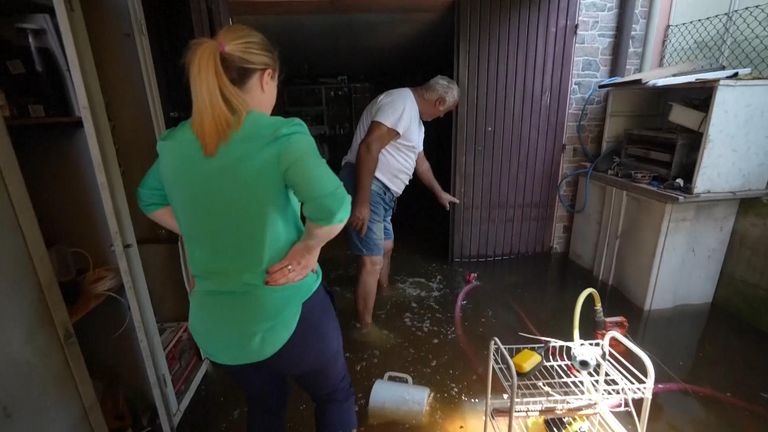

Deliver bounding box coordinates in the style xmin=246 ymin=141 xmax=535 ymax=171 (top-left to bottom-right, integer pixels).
xmin=487 ymin=406 xmax=626 ymax=432
xmin=484 ymin=331 xmax=655 ymax=432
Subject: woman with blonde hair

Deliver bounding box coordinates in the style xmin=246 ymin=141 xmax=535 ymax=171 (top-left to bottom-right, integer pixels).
xmin=137 ymin=24 xmax=356 ymax=431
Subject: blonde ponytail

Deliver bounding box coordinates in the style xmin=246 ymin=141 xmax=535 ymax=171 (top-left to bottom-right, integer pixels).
xmin=185 ymin=25 xmax=279 ymax=156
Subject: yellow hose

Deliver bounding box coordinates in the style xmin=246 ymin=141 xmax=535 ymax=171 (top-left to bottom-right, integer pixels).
xmin=573 ymin=288 xmax=602 ymax=341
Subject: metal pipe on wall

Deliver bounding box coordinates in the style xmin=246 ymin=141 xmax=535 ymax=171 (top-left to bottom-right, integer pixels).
xmin=640 ymin=0 xmax=660 ymax=71
xmin=611 ymin=0 xmax=638 ymax=77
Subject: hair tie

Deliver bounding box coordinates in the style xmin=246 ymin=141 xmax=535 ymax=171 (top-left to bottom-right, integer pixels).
xmin=218 ymin=41 xmax=226 ymax=53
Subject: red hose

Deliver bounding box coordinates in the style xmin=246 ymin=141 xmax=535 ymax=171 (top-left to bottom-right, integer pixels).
xmin=454 ymin=276 xmax=483 ymax=372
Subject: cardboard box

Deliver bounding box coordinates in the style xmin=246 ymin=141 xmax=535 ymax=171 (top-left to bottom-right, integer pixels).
xmin=668 ymin=102 xmax=707 ymax=132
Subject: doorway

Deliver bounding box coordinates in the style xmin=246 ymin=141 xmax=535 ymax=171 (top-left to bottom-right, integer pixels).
xmin=141 ymin=0 xmax=578 ymax=261
xmin=238 ymin=6 xmax=455 ymax=258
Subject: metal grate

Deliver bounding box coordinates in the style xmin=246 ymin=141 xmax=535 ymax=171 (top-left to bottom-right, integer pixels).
xmin=662 ymin=4 xmax=768 ymax=77
xmin=490 ymin=340 xmax=650 ymax=413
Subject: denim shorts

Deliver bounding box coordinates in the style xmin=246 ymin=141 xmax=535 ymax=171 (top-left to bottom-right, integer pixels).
xmin=339 ymin=163 xmax=396 ymax=256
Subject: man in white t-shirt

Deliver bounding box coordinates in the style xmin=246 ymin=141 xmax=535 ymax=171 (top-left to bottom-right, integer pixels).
xmin=339 ymin=76 xmax=460 ymax=338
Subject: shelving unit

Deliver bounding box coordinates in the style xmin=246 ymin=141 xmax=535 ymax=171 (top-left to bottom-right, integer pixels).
xmin=600 ymin=80 xmax=768 ymax=193
xmin=0 ymin=1 xmax=208 ymax=431
xmin=278 ymin=81 xmax=373 ymax=168
xmin=281 ymin=81 xmax=374 ymax=137
xmin=484 ymin=332 xmax=655 ymax=432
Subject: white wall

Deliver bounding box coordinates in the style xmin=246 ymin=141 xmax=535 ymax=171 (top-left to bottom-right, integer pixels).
xmin=671 ymin=0 xmax=768 ymax=24
xmin=739 ymin=0 xmax=768 ymax=8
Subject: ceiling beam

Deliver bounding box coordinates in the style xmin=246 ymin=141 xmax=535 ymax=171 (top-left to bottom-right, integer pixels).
xmin=229 ymin=0 xmax=455 ymax=16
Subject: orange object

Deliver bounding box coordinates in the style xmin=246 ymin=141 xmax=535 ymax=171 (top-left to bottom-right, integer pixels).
xmin=594 ymin=316 xmax=629 ymax=356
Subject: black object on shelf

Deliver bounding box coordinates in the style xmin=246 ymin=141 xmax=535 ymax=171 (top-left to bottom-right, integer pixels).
xmin=0 ymin=14 xmax=79 ymax=119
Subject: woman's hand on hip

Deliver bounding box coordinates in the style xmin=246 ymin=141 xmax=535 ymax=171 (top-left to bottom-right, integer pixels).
xmin=265 ymin=239 xmax=321 ymax=286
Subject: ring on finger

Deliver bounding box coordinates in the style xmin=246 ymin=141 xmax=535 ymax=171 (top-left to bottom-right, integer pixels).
xmin=287 ymin=265 xmax=295 ymax=274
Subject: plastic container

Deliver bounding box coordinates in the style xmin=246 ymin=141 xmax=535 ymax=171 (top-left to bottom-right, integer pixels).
xmin=512 ymin=349 xmax=542 ymax=374
xmin=631 ymin=171 xmax=654 ymax=184
xmin=368 ymin=372 xmax=432 ymax=425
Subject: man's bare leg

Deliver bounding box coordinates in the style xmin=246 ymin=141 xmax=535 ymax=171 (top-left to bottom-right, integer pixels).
xmin=355 ymin=255 xmax=383 ymax=330
xmin=378 ymin=240 xmax=394 ymax=295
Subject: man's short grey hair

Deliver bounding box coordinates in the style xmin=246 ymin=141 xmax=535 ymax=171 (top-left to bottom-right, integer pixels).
xmin=421 ymin=75 xmax=459 ymax=106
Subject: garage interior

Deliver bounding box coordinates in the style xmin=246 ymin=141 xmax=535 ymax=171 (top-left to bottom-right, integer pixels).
xmin=1 ymin=0 xmax=768 ymax=431
xmin=144 ymin=0 xmax=457 ymax=256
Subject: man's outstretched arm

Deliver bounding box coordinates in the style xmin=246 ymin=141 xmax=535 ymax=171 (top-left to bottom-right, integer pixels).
xmin=415 ymin=151 xmax=459 ymax=210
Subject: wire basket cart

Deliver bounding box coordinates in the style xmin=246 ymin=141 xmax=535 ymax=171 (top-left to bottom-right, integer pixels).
xmin=484 ymin=331 xmax=655 ymax=432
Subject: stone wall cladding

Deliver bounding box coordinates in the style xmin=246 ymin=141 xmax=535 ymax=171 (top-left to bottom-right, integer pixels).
xmin=552 ymin=0 xmax=649 ymax=253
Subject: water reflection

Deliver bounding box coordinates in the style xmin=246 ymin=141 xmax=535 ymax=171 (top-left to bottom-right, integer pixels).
xmin=180 ymin=239 xmax=768 ymax=431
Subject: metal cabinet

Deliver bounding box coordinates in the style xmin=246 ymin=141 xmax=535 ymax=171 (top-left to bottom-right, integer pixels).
xmin=0 ymin=157 xmax=100 ymax=432
xmin=569 ymin=175 xmax=761 ymax=310
xmin=0 ymin=1 xmax=204 ymax=430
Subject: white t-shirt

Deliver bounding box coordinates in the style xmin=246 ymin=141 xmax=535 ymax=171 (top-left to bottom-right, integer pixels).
xmin=342 ymin=88 xmax=425 ymax=196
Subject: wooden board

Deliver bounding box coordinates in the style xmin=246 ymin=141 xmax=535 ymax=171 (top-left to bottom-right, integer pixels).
xmin=230 ymin=0 xmax=454 ymax=15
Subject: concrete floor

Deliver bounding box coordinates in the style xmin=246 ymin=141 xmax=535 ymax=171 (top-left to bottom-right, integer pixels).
xmin=178 ymin=236 xmax=768 ymax=431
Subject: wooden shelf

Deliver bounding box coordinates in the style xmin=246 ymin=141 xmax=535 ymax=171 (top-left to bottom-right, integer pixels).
xmin=587 ymin=170 xmax=768 ymax=204
xmin=4 ymin=116 xmax=82 ymax=127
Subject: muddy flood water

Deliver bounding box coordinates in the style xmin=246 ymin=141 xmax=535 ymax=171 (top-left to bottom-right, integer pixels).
xmin=179 ymin=237 xmax=768 ymax=431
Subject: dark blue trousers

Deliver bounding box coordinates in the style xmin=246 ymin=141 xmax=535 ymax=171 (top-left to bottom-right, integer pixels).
xmin=221 ymin=285 xmax=357 ymax=432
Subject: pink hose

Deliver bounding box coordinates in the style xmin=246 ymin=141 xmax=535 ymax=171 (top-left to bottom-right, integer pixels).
xmin=454 ymin=275 xmax=483 ymax=372
xmin=454 ymin=273 xmax=544 ymax=372
xmin=453 ymin=273 xmax=768 ymax=419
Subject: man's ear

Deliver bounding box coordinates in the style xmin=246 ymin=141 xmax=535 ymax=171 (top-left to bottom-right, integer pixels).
xmin=435 ymin=96 xmax=448 ymax=110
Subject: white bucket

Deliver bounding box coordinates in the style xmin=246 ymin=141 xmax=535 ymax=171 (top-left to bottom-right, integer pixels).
xmin=368 ymin=372 xmax=432 ymax=425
